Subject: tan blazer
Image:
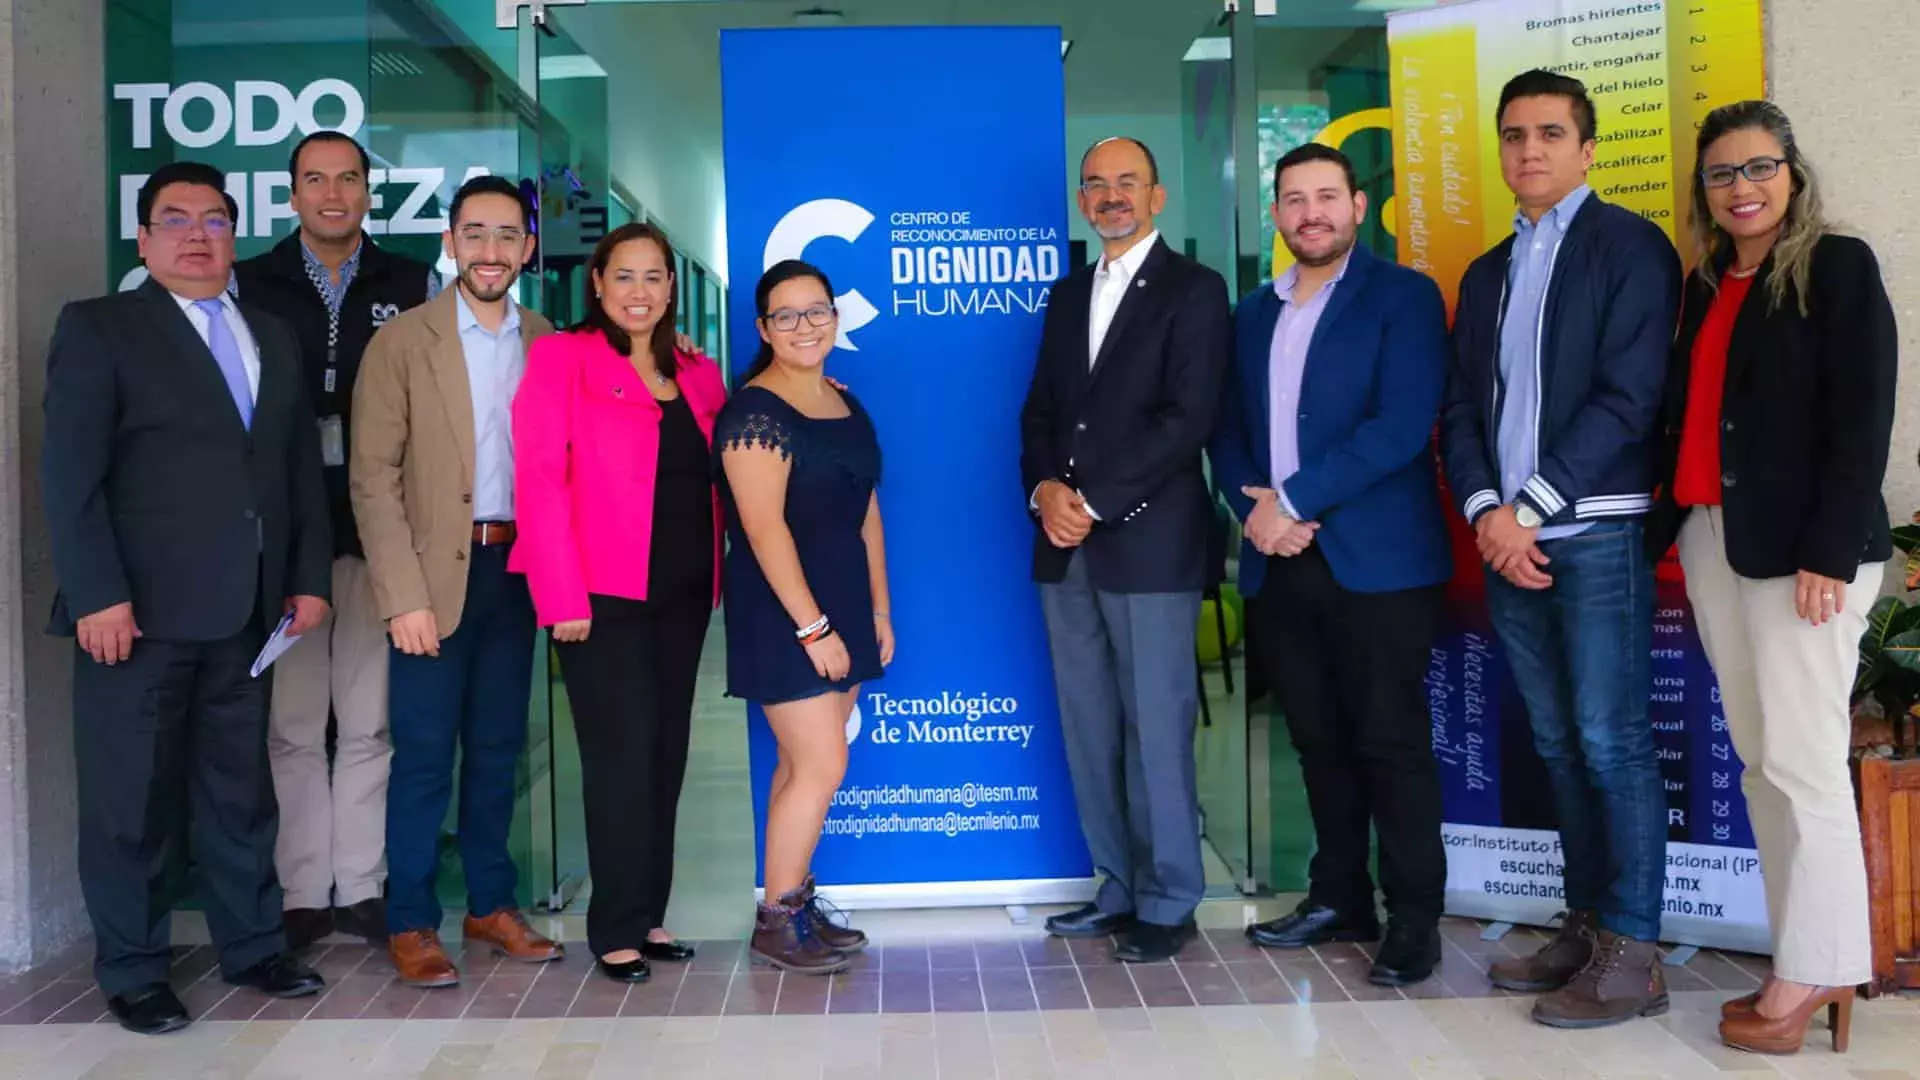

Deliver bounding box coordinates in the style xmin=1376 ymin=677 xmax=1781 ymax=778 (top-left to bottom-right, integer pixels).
xmin=350 ymin=288 xmax=555 ymax=639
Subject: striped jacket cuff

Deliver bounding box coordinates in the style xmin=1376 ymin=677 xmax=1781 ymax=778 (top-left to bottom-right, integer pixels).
xmin=1522 ymin=475 xmax=1568 ymax=518
xmin=1463 ymin=488 xmax=1501 ymax=523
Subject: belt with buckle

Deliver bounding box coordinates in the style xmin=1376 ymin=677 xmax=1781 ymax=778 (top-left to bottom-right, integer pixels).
xmin=472 ymin=521 xmax=516 ymax=546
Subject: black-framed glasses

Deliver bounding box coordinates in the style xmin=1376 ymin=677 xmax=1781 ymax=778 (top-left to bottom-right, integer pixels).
xmin=1701 ymin=156 xmax=1787 ymax=188
xmin=763 ymin=303 xmax=835 ymax=332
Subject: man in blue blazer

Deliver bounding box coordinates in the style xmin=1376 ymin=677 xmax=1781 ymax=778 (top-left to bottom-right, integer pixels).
xmin=1210 ymin=144 xmax=1454 ymax=987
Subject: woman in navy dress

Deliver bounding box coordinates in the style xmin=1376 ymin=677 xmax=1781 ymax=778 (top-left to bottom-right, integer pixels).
xmin=715 ymin=259 xmax=892 ymax=975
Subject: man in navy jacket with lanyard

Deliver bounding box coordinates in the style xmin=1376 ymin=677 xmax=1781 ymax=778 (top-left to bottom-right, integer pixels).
xmin=1440 ymin=70 xmax=1681 ymax=1029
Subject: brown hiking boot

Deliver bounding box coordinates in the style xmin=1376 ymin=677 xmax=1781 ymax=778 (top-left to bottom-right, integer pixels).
xmin=463 ymin=908 xmax=564 ymax=963
xmin=751 ymin=892 xmax=850 ymax=976
xmin=1531 ymin=928 xmax=1669 ymax=1029
xmin=798 ymin=875 xmax=868 ymax=954
xmin=1489 ymin=909 xmax=1599 ymax=991
xmin=389 ymin=930 xmax=460 ymax=988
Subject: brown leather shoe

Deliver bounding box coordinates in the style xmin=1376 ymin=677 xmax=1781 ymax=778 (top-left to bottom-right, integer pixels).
xmin=750 ymin=894 xmax=849 ymax=976
xmin=389 ymin=930 xmax=460 ymax=988
xmin=1488 ymin=909 xmax=1599 ymax=992
xmin=798 ymin=875 xmax=867 ymax=954
xmin=1718 ymin=984 xmax=1854 ymax=1054
xmin=463 ymin=908 xmax=564 ymax=963
xmin=1531 ymin=929 xmax=1669 ymax=1029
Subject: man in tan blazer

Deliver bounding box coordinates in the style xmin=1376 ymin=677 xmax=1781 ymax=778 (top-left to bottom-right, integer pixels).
xmin=350 ymin=175 xmax=561 ymax=987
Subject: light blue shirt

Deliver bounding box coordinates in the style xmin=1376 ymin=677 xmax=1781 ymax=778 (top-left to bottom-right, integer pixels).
xmin=1269 ymin=251 xmax=1352 ymax=519
xmin=455 ymin=287 xmax=525 ymax=522
xmin=1497 ymin=184 xmax=1591 ymax=540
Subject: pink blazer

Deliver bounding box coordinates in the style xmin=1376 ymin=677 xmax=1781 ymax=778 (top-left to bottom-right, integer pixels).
xmin=509 ymin=331 xmax=726 ymax=626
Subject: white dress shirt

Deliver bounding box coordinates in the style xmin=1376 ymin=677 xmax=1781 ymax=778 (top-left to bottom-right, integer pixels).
xmin=1087 ymin=228 xmax=1159 ymax=367
xmin=454 ymin=288 xmax=527 ymax=522
xmin=172 ymin=290 xmax=260 ymax=402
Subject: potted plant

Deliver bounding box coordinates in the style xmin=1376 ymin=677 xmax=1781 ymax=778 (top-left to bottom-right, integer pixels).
xmin=1851 ymin=511 xmax=1920 ymax=996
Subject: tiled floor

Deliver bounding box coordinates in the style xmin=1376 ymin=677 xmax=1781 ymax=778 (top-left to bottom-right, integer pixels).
xmin=9 ymin=903 xmax=1920 ymax=1077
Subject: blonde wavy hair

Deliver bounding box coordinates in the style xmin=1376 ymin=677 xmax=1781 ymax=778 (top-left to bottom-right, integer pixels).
xmin=1688 ymin=99 xmax=1828 ymax=316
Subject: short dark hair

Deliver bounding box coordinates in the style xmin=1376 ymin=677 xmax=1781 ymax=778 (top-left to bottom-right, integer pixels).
xmin=1273 ymin=143 xmax=1358 ymax=202
xmin=288 ymin=131 xmax=372 ymax=182
xmin=449 ymin=174 xmax=529 ymax=229
xmin=1080 ymin=137 xmax=1160 ymax=187
xmin=1497 ymin=69 xmax=1597 ymax=144
xmin=137 ymin=162 xmax=238 ymax=227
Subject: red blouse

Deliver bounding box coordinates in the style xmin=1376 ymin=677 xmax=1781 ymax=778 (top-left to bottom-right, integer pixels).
xmin=1674 ymin=272 xmax=1755 ymax=507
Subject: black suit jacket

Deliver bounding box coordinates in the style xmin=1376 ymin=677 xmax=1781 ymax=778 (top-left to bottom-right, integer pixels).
xmin=1646 ymin=234 xmax=1897 ymax=580
xmin=41 ymin=278 xmax=332 ymax=641
xmin=1019 ymin=237 xmax=1232 ymax=593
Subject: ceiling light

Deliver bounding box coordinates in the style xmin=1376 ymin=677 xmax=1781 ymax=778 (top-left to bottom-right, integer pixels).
xmin=794 ymin=6 xmax=844 ymax=26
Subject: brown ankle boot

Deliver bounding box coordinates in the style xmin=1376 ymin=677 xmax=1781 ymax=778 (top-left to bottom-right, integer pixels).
xmin=798 ymin=875 xmax=868 ymax=954
xmin=1489 ymin=909 xmax=1599 ymax=991
xmin=751 ymin=895 xmax=849 ymax=976
xmin=1531 ymin=928 xmax=1669 ymax=1029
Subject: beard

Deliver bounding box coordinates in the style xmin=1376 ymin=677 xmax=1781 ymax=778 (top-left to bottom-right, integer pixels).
xmin=460 ymin=263 xmax=517 ymax=303
xmin=1091 ymin=199 xmax=1141 ymax=242
xmin=1284 ymin=226 xmax=1357 ymax=268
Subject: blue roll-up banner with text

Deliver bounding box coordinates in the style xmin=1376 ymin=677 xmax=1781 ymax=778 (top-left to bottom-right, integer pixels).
xmin=719 ymin=27 xmax=1093 ymax=905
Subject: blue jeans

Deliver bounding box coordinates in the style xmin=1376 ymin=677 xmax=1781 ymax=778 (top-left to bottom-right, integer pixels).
xmin=384 ymin=543 xmax=536 ymax=934
xmin=1484 ymin=519 xmax=1664 ymax=941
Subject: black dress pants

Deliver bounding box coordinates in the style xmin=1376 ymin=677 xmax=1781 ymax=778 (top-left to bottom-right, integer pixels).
xmin=72 ymin=614 xmax=284 ymax=997
xmin=554 ymin=591 xmax=710 ymax=956
xmin=1245 ymin=549 xmax=1446 ymax=924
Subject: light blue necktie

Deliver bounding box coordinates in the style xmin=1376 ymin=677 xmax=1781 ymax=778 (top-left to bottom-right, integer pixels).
xmin=194 ymin=298 xmax=253 ymax=430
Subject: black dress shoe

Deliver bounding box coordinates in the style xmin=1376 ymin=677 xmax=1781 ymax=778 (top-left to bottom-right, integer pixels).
xmin=283 ymin=907 xmax=334 ymax=952
xmin=1368 ymin=921 xmax=1441 ymax=987
xmin=224 ymin=954 xmax=325 ymax=998
xmin=333 ymin=898 xmax=389 ymax=946
xmin=107 ymin=984 xmax=191 ymax=1035
xmin=597 ymin=955 xmax=652 ymax=983
xmin=1044 ymin=903 xmax=1135 ymax=939
xmin=1113 ymin=920 xmax=1197 ymax=963
xmin=639 ymin=939 xmax=696 ymax=963
xmin=1247 ymin=901 xmax=1380 ymax=949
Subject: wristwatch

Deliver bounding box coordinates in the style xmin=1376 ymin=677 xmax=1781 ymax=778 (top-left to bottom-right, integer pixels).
xmin=1514 ymin=503 xmax=1544 ymax=529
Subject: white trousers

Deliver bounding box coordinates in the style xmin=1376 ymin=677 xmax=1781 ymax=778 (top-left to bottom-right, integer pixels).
xmin=267 ymin=555 xmax=391 ymax=909
xmin=1678 ymin=507 xmax=1876 ymax=985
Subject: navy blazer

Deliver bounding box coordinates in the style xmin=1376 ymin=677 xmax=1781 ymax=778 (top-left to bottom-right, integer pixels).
xmin=1210 ymin=244 xmax=1453 ymax=597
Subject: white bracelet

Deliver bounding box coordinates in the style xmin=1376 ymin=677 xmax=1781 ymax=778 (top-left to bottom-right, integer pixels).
xmin=795 ymin=614 xmax=829 ymax=640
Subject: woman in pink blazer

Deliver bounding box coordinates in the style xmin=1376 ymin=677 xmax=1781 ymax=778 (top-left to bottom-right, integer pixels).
xmin=510 ymin=222 xmax=725 ymax=984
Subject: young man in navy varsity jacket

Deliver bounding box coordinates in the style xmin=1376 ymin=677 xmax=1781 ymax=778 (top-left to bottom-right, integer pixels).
xmin=1438 ymin=70 xmax=1682 ymax=1030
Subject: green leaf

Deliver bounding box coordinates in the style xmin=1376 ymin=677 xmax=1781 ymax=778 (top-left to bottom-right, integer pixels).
xmin=1893 ymin=522 xmax=1920 ymax=556
xmin=1884 ymin=628 xmax=1920 ymax=673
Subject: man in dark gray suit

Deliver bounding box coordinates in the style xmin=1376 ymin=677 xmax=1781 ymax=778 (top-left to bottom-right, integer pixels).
xmin=1019 ymin=137 xmax=1232 ymax=962
xmin=42 ymin=162 xmax=333 ymax=1034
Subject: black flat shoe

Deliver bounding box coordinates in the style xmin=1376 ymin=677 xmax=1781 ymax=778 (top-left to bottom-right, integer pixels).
xmin=333 ymin=898 xmax=389 ymax=946
xmin=1368 ymin=921 xmax=1441 ymax=986
xmin=283 ymin=907 xmax=333 ymax=952
xmin=1247 ymin=901 xmax=1380 ymax=950
xmin=1114 ymin=920 xmax=1197 ymax=963
xmin=597 ymin=955 xmax=652 ymax=983
xmin=1044 ymin=903 xmax=1136 ymax=939
xmin=640 ymin=940 xmax=696 ymax=963
xmin=107 ymin=984 xmax=191 ymax=1035
xmin=223 ymin=954 xmax=325 ymax=998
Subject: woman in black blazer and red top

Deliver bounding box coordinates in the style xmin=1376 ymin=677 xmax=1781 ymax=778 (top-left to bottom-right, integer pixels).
xmin=1648 ymin=100 xmax=1897 ymax=1057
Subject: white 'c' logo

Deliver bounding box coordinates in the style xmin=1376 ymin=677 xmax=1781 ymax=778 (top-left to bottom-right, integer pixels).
xmin=763 ymin=198 xmax=879 ymax=351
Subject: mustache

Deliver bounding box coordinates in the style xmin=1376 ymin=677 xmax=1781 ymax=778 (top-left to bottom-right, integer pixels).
xmin=1097 ymin=200 xmax=1132 ymax=214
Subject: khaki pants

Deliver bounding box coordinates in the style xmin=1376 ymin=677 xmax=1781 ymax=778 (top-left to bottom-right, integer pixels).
xmin=1678 ymin=507 xmax=1875 ymax=985
xmin=268 ymin=555 xmax=391 ymax=909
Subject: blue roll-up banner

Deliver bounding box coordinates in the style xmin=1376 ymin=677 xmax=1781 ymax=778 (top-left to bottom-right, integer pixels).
xmin=719 ymin=27 xmax=1094 ymax=907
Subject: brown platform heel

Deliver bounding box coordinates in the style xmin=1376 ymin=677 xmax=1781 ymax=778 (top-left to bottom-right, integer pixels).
xmin=1718 ymin=985 xmax=1855 ymax=1055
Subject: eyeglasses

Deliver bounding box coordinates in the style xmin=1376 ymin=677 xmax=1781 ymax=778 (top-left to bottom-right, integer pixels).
xmin=1080 ymin=178 xmax=1149 ymax=198
xmin=1701 ymin=156 xmax=1787 ymax=188
xmin=147 ymin=214 xmax=233 ymax=237
xmin=763 ymin=303 xmax=835 ymax=332
xmin=455 ymin=226 xmax=528 ymax=248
